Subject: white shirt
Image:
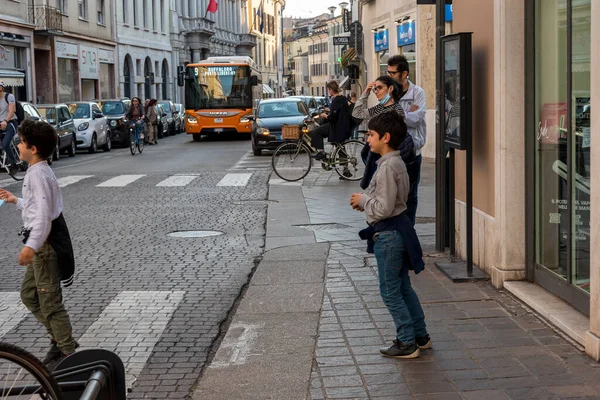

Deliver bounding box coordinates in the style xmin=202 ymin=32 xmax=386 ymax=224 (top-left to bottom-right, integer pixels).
xmin=16 ymin=161 xmax=63 ymax=251
xmin=398 ymin=80 xmax=427 ymax=155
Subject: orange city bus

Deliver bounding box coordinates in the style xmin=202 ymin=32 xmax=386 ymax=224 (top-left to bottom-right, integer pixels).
xmin=180 ymin=56 xmax=262 ymax=141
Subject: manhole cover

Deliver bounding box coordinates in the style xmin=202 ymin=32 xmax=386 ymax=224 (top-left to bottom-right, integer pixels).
xmin=168 ymin=230 xmax=224 ymax=238
xmin=293 ymin=223 xmax=351 ymax=231
xmin=233 ymin=200 xmax=279 ymax=205
xmin=416 ymin=217 xmax=436 ymax=224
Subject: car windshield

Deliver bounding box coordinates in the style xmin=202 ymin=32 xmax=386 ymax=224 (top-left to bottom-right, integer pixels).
xmin=38 ymin=107 xmax=56 ymax=121
xmin=102 ymin=101 xmax=125 ymax=115
xmin=68 ymin=103 xmax=91 ymax=119
xmin=159 ymin=102 xmax=172 ymax=115
xmin=258 ymin=102 xmax=305 ymax=118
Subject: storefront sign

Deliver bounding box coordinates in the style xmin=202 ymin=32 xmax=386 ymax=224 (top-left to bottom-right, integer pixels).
xmin=98 ymin=48 xmax=115 ymax=64
xmin=56 ymin=41 xmax=78 ymax=59
xmin=79 ymin=45 xmax=98 ymax=79
xmin=397 ymin=21 xmax=416 ymax=47
xmin=0 ymin=45 xmax=15 ymax=69
xmin=374 ymin=29 xmax=389 ymax=52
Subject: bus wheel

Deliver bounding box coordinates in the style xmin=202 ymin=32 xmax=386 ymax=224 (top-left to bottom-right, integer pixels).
xmin=193 ymin=134 xmax=202 ymax=142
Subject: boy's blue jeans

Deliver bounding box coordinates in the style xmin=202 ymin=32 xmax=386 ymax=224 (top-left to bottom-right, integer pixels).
xmin=373 ymin=230 xmax=427 ymax=344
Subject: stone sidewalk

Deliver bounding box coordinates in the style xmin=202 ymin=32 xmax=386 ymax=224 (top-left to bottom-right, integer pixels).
xmin=195 ymin=159 xmax=600 ymax=400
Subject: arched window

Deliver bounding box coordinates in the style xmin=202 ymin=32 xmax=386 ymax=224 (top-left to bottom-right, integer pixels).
xmin=144 ymin=57 xmax=152 ymax=99
xmin=123 ymin=54 xmax=133 ymax=98
xmin=161 ymin=59 xmax=169 ymax=100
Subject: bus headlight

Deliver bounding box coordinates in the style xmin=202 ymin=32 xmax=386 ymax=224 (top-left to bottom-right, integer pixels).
xmin=187 ymin=115 xmax=198 ymax=124
xmin=240 ymin=114 xmax=253 ymax=123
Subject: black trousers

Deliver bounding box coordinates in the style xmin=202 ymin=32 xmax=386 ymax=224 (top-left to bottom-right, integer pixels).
xmin=310 ymin=123 xmax=330 ymax=150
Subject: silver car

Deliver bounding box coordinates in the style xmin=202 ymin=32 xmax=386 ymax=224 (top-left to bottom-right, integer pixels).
xmin=68 ymin=101 xmax=112 ymax=153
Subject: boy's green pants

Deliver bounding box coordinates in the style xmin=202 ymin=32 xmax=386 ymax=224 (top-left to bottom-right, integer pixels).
xmin=20 ymin=243 xmax=77 ymax=354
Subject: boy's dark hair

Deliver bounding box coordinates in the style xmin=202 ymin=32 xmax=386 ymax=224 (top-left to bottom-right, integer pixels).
xmin=388 ymin=55 xmax=410 ymax=74
xmin=375 ymin=75 xmax=401 ymax=103
xmin=367 ymin=110 xmax=407 ymax=150
xmin=18 ymin=119 xmax=57 ymax=159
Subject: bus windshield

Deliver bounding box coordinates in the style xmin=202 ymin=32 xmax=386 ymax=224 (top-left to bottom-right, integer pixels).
xmin=185 ymin=65 xmax=253 ymax=110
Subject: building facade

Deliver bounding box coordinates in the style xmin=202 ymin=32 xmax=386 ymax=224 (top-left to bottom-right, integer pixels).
xmin=0 ymin=0 xmax=36 ymax=103
xmin=445 ymin=0 xmax=600 ymax=360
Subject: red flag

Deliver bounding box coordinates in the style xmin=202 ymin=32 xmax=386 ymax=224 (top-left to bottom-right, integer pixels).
xmin=206 ymin=0 xmax=218 ymax=13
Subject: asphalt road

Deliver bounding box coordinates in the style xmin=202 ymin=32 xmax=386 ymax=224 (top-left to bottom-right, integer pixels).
xmin=0 ymin=132 xmax=274 ymax=399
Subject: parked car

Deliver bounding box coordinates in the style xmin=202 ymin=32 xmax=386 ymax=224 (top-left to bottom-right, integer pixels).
xmin=288 ymin=96 xmax=320 ymax=115
xmin=155 ymin=103 xmax=169 ymax=138
xmin=158 ymin=100 xmax=178 ymax=135
xmin=251 ymin=98 xmax=313 ymax=156
xmin=95 ymin=99 xmax=131 ymax=147
xmin=67 ymin=101 xmax=111 ymax=153
xmin=37 ymin=103 xmax=77 ymax=160
xmin=173 ymin=103 xmax=184 ymax=133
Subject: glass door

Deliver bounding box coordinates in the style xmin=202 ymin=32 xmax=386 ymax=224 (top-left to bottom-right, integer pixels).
xmin=532 ymin=0 xmax=591 ymax=315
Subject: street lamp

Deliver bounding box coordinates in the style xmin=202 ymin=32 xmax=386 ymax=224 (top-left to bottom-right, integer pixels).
xmin=339 ymin=2 xmax=348 ymax=10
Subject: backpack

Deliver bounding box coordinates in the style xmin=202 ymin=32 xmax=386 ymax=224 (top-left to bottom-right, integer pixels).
xmin=5 ymin=93 xmax=25 ymax=125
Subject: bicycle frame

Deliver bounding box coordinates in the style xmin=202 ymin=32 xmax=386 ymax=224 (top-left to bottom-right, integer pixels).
xmin=297 ymin=133 xmax=357 ymax=169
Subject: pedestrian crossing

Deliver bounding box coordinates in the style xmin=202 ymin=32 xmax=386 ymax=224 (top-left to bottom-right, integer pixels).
xmin=229 ymin=151 xmax=272 ymax=171
xmin=0 ymin=172 xmax=259 ymax=189
xmin=0 ymin=290 xmax=185 ymax=390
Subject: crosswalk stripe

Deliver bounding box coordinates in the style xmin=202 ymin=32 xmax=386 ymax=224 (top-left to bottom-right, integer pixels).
xmin=78 ymin=290 xmax=185 ymax=389
xmin=0 ymin=292 xmax=28 ymax=339
xmin=96 ymin=174 xmax=146 ymax=187
xmin=58 ymin=175 xmax=94 ymax=188
xmin=217 ymin=173 xmax=252 ymax=187
xmin=156 ymin=175 xmax=197 ymax=187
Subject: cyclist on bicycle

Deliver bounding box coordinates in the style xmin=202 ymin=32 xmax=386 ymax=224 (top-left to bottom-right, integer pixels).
xmin=0 ymin=81 xmax=19 ymax=171
xmin=310 ymin=81 xmax=354 ymax=162
xmin=126 ymin=96 xmax=145 ymax=139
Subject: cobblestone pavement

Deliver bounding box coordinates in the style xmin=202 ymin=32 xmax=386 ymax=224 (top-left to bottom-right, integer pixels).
xmin=0 ymin=153 xmax=270 ymax=399
xmin=307 ymin=243 xmax=600 ymax=400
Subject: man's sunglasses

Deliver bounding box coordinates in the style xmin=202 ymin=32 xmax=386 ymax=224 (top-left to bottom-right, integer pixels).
xmin=386 ymin=70 xmax=402 ymax=76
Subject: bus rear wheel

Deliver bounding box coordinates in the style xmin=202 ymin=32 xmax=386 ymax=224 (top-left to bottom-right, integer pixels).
xmin=193 ymin=134 xmax=202 ymax=142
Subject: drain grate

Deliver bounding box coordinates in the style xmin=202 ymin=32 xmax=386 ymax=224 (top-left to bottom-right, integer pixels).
xmin=416 ymin=217 xmax=436 ymax=224
xmin=168 ymin=230 xmax=224 ymax=238
xmin=293 ymin=223 xmax=351 ymax=231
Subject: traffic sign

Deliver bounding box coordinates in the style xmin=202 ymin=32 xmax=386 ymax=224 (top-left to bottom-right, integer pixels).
xmin=333 ymin=36 xmax=350 ymax=46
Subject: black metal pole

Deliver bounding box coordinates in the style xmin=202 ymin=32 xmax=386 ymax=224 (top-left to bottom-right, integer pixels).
xmin=435 ymin=0 xmax=446 ymax=252
xmin=465 ymin=34 xmax=473 ymax=277
xmin=449 ymin=147 xmax=455 ymax=257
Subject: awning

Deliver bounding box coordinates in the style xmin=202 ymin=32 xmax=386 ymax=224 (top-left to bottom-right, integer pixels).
xmin=0 ymin=69 xmax=25 ymax=87
xmin=262 ymin=84 xmax=275 ymax=94
xmin=340 ymin=76 xmax=351 ymax=90
xmin=340 ymin=48 xmax=356 ymax=68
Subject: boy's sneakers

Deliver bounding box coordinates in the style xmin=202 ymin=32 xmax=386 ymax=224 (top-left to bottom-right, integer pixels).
xmin=42 ymin=340 xmax=61 ymax=365
xmin=416 ymin=334 xmax=432 ymax=349
xmin=379 ymin=340 xmax=420 ymax=359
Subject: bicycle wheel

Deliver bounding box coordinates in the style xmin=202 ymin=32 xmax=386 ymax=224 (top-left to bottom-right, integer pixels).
xmin=333 ymin=140 xmax=365 ymax=181
xmin=129 ymin=130 xmax=136 ymax=155
xmin=0 ymin=342 xmax=62 ymax=400
xmin=137 ymin=135 xmax=144 ymax=154
xmin=272 ymin=142 xmax=312 ymax=181
xmin=9 ymin=161 xmax=27 ymax=181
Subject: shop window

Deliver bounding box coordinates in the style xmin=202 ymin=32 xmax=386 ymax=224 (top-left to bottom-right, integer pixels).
xmin=379 ymin=50 xmax=389 ymax=77
xmin=534 ymin=0 xmax=591 ymax=298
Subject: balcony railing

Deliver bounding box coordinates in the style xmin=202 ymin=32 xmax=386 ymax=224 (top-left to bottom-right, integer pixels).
xmin=238 ymin=34 xmax=257 ymax=47
xmin=28 ymin=5 xmax=63 ymax=32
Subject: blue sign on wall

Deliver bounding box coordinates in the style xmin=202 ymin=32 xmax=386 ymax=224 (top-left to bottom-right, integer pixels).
xmin=445 ymin=4 xmax=453 ymax=22
xmin=397 ymin=20 xmax=416 ymax=47
xmin=374 ymin=29 xmax=389 ymax=52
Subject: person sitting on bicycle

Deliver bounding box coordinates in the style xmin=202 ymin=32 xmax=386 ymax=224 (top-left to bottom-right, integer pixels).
xmin=126 ymin=96 xmax=145 ymax=136
xmin=0 ymin=81 xmax=19 ymax=171
xmin=310 ymin=81 xmax=354 ymax=161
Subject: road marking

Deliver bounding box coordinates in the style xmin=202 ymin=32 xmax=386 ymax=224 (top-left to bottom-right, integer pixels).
xmin=58 ymin=175 xmax=94 ymax=188
xmin=0 ymin=178 xmax=17 ymax=188
xmin=96 ymin=174 xmax=145 ymax=187
xmin=209 ymin=323 xmax=261 ymax=368
xmin=0 ymin=293 xmax=28 ymax=339
xmin=53 ymin=155 xmax=115 ymax=170
xmin=78 ymin=290 xmax=185 ymax=389
xmin=217 ymin=173 xmax=252 ymax=187
xmin=156 ymin=175 xmax=197 ymax=187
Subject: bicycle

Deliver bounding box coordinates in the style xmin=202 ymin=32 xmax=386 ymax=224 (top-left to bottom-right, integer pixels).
xmin=0 ymin=341 xmax=126 ymax=400
xmin=271 ymin=124 xmax=365 ymax=182
xmin=129 ymin=119 xmax=145 ymax=156
xmin=0 ymin=131 xmax=27 ymax=181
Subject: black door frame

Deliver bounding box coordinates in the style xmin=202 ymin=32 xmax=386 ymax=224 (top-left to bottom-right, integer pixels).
xmin=524 ymin=0 xmax=590 ymax=316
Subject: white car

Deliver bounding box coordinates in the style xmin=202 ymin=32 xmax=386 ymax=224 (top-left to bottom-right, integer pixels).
xmin=67 ymin=101 xmax=112 ymax=153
